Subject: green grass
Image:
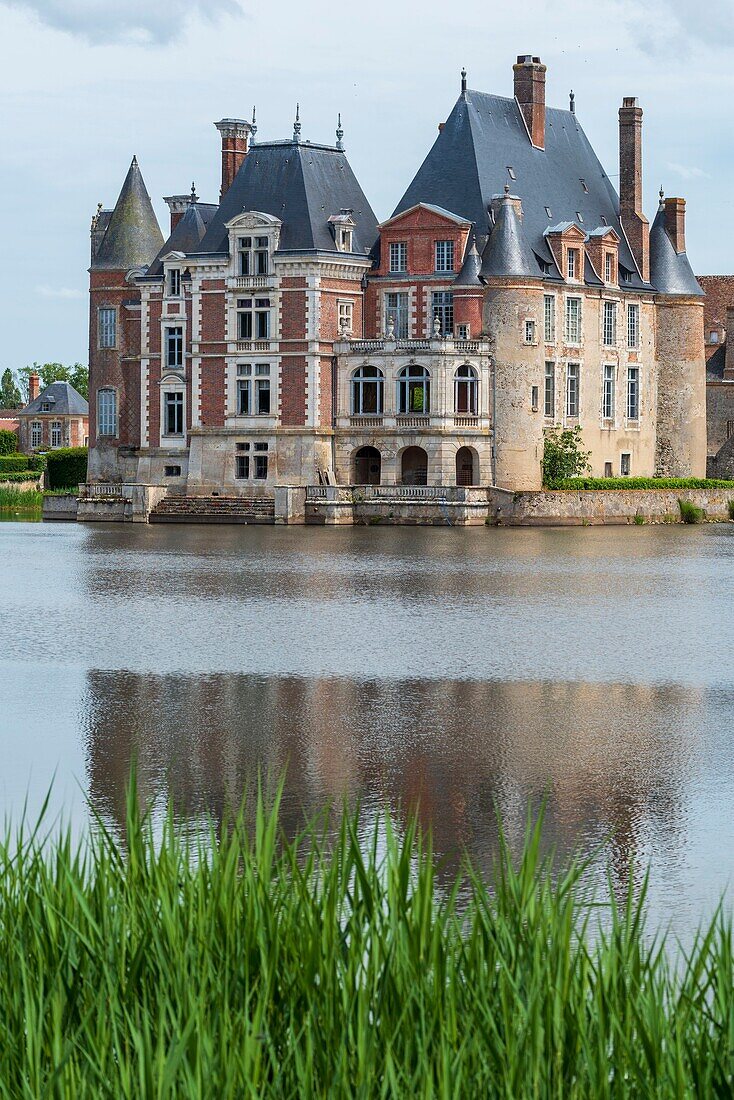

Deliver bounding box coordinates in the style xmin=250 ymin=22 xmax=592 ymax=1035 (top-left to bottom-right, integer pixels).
xmin=1 ymin=788 xmax=734 ymax=1097
xmin=679 ymin=498 xmax=706 ymax=524
xmin=0 ymin=485 xmax=42 ymax=510
xmin=559 ymin=477 xmax=734 ymax=490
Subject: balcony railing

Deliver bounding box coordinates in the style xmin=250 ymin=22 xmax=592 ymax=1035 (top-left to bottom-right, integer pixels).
xmin=350 ymin=416 xmax=383 ymax=428
xmin=395 ymin=416 xmax=430 ymax=428
xmin=231 ymin=275 xmax=271 ymax=289
xmin=236 ymin=340 xmax=273 ymax=352
xmin=453 ymin=416 xmax=480 ymax=428
xmin=344 ymin=337 xmax=489 ymax=355
xmin=81 ymin=483 xmax=124 ymax=497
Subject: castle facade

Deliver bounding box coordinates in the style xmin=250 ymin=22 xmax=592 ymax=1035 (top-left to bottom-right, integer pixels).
xmin=87 ymin=55 xmax=707 ymax=496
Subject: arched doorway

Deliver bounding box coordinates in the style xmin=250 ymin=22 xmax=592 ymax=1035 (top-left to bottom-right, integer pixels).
xmin=400 ymin=446 xmax=428 ymax=486
xmin=354 ymin=446 xmax=381 ymax=485
xmin=456 ymin=446 xmax=477 ymax=486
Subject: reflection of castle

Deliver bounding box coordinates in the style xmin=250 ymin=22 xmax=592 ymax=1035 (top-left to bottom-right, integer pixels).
xmin=82 ymin=672 xmax=694 ymax=889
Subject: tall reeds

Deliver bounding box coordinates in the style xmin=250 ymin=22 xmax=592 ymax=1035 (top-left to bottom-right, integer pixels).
xmin=0 ymin=788 xmax=732 ymax=1097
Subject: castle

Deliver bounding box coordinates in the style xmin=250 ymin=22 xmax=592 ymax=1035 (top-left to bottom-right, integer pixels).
xmin=87 ymin=55 xmax=707 ymax=501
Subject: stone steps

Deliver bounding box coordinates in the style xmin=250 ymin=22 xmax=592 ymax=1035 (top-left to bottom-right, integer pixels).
xmin=150 ymin=496 xmax=275 ymax=524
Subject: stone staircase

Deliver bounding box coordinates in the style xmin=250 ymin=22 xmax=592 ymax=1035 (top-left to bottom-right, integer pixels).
xmin=149 ymin=495 xmax=275 ymax=524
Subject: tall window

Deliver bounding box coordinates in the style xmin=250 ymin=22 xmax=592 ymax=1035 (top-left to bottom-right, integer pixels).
xmin=50 ymin=421 xmax=62 ymax=448
xmin=627 ymin=304 xmax=640 ymax=349
xmin=627 ymin=366 xmax=640 ymax=420
xmin=237 ymin=298 xmax=270 ymax=340
xmin=238 ymin=236 xmax=269 ymax=277
xmin=565 ymin=297 xmax=582 ymax=344
xmin=235 ymin=443 xmax=250 ymax=480
xmin=31 ymin=421 xmax=42 ymax=448
xmin=163 ymin=391 xmax=184 ymax=436
xmin=544 ymin=362 xmax=555 ymax=418
xmin=567 ymin=248 xmax=580 ymax=280
xmin=98 ymin=308 xmax=116 ymax=349
xmin=544 ymin=295 xmax=556 ymax=343
xmin=385 ymin=292 xmax=409 ymax=339
xmin=253 ymin=444 xmax=269 ymax=480
xmin=455 ymin=365 xmax=478 ymax=415
xmin=389 ymin=241 xmax=407 ymax=273
xmin=254 ymin=363 xmax=271 ymax=415
xmin=351 ymin=366 xmax=384 ymax=415
xmin=435 ymin=240 xmax=454 ymax=273
xmin=524 ymin=319 xmax=536 ymax=345
xmin=166 ymin=327 xmax=183 ymax=368
xmin=602 ymin=365 xmax=615 ymax=420
xmin=566 ymin=363 xmax=580 ymax=418
xmin=167 ymin=268 xmax=181 ymax=297
xmin=397 ymin=365 xmax=430 ymax=414
xmin=603 ymin=301 xmax=617 ymax=346
xmin=338 ymin=300 xmax=354 ymax=335
xmin=236 ymin=365 xmax=251 ymax=415
xmin=97 ymin=388 xmax=117 ymax=437
xmin=605 ymin=253 xmax=614 ymax=284
xmin=432 ymin=291 xmax=454 ymax=336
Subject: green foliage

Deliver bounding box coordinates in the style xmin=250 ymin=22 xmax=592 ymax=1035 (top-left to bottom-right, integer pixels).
xmin=542 ymin=426 xmax=592 ymax=488
xmin=1 ymin=789 xmax=734 ymax=1096
xmin=679 ymin=498 xmax=706 ymax=524
xmin=0 ymin=471 xmax=42 ymax=484
xmin=18 ymin=362 xmax=89 ymax=402
xmin=46 ymin=446 xmax=87 ymax=490
xmin=0 ymin=454 xmax=29 ymax=473
xmin=27 ymin=452 xmax=46 ymax=471
xmin=633 ymin=513 xmax=645 ymax=525
xmin=728 ymin=500 xmax=734 ymax=520
xmin=0 ymin=369 xmax=22 ymax=408
xmin=0 ymin=486 xmax=42 ymax=509
xmin=0 ymin=429 xmax=19 ymax=455
xmin=562 ymin=476 xmax=734 ymax=490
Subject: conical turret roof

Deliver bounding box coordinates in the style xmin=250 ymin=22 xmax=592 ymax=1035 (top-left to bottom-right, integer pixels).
xmin=481 ymin=192 xmax=540 ymax=279
xmin=93 ymin=157 xmax=164 ymax=271
xmin=649 ymin=201 xmax=703 ymax=297
xmin=454 ymin=238 xmax=483 ymax=286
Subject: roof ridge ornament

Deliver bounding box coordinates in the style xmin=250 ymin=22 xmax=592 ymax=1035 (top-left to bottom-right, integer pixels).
xmin=190 ymin=181 xmax=198 ymax=203
xmin=659 ymin=185 xmax=665 ymax=207
xmin=461 ymin=67 xmax=467 ymax=97
xmin=336 ymin=113 xmax=344 ymax=151
xmin=570 ymin=90 xmax=575 ymax=115
xmin=293 ymin=103 xmax=301 ymax=143
xmin=251 ymin=106 xmax=257 ymax=141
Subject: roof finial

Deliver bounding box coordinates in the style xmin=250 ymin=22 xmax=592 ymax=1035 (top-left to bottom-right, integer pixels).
xmin=570 ymin=90 xmax=575 ymax=114
xmin=336 ymin=112 xmax=344 ymax=151
xmin=293 ymin=103 xmax=301 ymax=143
xmin=461 ymin=67 xmax=467 ymax=96
xmin=131 ymin=154 xmax=138 ymax=167
xmin=504 ymin=183 xmax=511 ymax=196
xmin=251 ymin=105 xmax=257 ymax=140
xmin=659 ymin=185 xmax=665 ymax=206
xmin=190 ymin=181 xmax=198 ymax=203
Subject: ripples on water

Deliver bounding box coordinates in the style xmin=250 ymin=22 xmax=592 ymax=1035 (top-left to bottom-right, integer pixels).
xmin=1 ymin=521 xmax=733 ymax=937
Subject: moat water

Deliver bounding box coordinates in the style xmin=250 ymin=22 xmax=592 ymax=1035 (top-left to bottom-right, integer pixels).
xmin=1 ymin=519 xmax=734 ymax=937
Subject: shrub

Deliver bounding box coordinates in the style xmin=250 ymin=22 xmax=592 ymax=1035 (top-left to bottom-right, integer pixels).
xmin=46 ymin=446 xmax=87 ymax=490
xmin=0 ymin=471 xmax=42 ymax=484
xmin=560 ymin=477 xmax=734 ymax=490
xmin=0 ymin=453 xmax=29 ymax=473
xmin=679 ymin=499 xmax=705 ymax=524
xmin=728 ymin=500 xmax=734 ymax=520
xmin=0 ymin=429 xmax=18 ymax=456
xmin=633 ymin=513 xmax=645 ymax=525
xmin=542 ymin=426 xmax=591 ymax=488
xmin=27 ymin=452 xmax=46 ymax=472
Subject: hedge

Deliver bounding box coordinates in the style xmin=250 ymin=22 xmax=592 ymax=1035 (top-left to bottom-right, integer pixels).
xmin=0 ymin=454 xmax=30 ymax=473
xmin=28 ymin=453 xmax=46 ymax=472
xmin=558 ymin=477 xmax=734 ymax=491
xmin=0 ymin=471 xmax=42 ymax=484
xmin=0 ymin=429 xmax=18 ymax=456
xmin=46 ymin=447 xmax=87 ymax=490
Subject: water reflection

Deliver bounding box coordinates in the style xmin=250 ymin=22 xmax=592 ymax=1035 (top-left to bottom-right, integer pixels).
xmin=82 ymin=671 xmax=696 ymax=896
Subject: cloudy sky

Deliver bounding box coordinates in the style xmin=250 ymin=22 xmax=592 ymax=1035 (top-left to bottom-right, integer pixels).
xmin=1 ymin=0 xmax=732 ymax=371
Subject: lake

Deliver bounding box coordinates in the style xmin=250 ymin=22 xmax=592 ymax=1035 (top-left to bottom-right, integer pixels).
xmin=1 ymin=519 xmax=733 ymax=937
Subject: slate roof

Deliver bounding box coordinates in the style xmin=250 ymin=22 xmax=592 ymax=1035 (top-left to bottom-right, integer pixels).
xmin=706 ymin=345 xmax=727 ymax=382
xmin=21 ymin=381 xmax=89 ymax=417
xmin=93 ymin=157 xmax=164 ymax=271
xmin=195 ymin=140 xmax=378 ymax=256
xmin=393 ymin=89 xmax=650 ymax=289
xmin=481 ymin=193 xmax=540 ymax=279
xmin=147 ymin=201 xmax=218 ymax=276
xmin=454 ymin=240 xmax=483 ymax=286
xmin=649 ymin=202 xmax=704 ymax=297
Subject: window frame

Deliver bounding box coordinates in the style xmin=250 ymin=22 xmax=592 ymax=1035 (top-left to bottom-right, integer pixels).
xmin=602 ymin=364 xmax=615 ymax=421
xmin=389 ymin=241 xmax=407 ymax=273
xmin=626 ymin=366 xmax=640 ymax=421
xmin=397 ymin=365 xmax=430 ymax=415
xmin=237 ymin=235 xmax=270 ymax=278
xmin=544 ymin=294 xmax=556 ymax=344
xmin=162 ymin=390 xmax=185 ymax=437
xmin=50 ymin=420 xmax=62 ymax=448
xmin=564 ymin=296 xmax=583 ymax=345
xmin=385 ymin=291 xmax=409 ymax=339
xmin=97 ymin=387 xmax=117 ymax=438
xmin=434 ymin=239 xmax=455 ymax=274
xmin=98 ymin=307 xmax=117 ymax=350
xmin=337 ymin=299 xmax=354 ymax=336
xmin=237 ymin=298 xmax=271 ymax=341
xmin=431 ymin=291 xmax=454 ymax=337
xmin=167 ymin=268 xmax=181 ymax=298
xmin=567 ymin=248 xmax=580 ymax=281
xmin=566 ymin=362 xmax=580 ymax=419
xmin=627 ymin=303 xmax=640 ymax=350
xmin=524 ymin=319 xmax=537 ymax=345
xmin=351 ymin=365 xmax=384 ymax=416
xmin=602 ymin=300 xmax=617 ymax=347
xmin=165 ymin=326 xmax=184 ymax=369
xmin=544 ymin=362 xmax=555 ymax=419
xmin=31 ymin=420 xmax=43 ymax=448
xmin=454 ymin=364 xmax=478 ymax=416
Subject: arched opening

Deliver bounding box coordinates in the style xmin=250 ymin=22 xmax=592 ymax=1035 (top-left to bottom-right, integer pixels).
xmin=400 ymin=446 xmax=428 ymax=486
xmin=351 ymin=366 xmax=384 ymax=416
xmin=454 ymin=364 xmax=479 ymax=415
xmin=456 ymin=446 xmax=478 ymax=486
xmin=354 ymin=446 xmax=381 ymax=485
xmin=397 ymin=365 xmax=430 ymax=414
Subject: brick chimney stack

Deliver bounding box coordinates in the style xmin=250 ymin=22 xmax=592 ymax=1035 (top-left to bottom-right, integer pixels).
xmin=215 ymin=119 xmax=252 ymax=199
xmin=619 ymin=97 xmax=650 ymax=282
xmin=163 ymin=195 xmax=191 ymax=233
xmin=513 ymin=55 xmax=547 ymax=149
xmin=29 ymin=373 xmax=40 ymax=403
xmin=664 ymin=197 xmax=687 ymax=254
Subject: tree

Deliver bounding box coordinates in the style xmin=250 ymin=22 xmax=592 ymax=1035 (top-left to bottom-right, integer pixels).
xmin=0 ymin=369 xmax=22 ymax=409
xmin=541 ymin=426 xmax=592 ymax=488
xmin=18 ymin=363 xmax=89 ymax=402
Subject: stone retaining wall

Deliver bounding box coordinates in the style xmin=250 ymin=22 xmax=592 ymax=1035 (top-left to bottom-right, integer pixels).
xmin=42 ymin=495 xmax=78 ymax=521
xmin=492 ymin=487 xmax=734 ymax=525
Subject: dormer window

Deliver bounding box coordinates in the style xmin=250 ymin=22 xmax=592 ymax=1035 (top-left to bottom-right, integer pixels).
xmin=41 ymin=402 xmax=51 ymax=412
xmin=604 ymin=253 xmax=615 ymax=284
xmin=168 ymin=268 xmax=181 ymax=297
xmin=238 ymin=236 xmax=269 ymax=277
xmin=340 ymin=228 xmax=353 ymax=251
xmin=567 ymin=248 xmax=580 ymax=280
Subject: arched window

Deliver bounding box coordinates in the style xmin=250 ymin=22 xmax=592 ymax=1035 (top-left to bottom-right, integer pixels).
xmin=456 ymin=447 xmax=478 ymax=486
xmin=400 ymin=446 xmax=429 ymax=486
xmin=454 ymin=365 xmax=478 ymax=415
xmin=354 ymin=446 xmax=381 ymax=485
xmin=351 ymin=366 xmax=384 ymax=415
xmin=397 ymin=365 xmax=430 ymax=414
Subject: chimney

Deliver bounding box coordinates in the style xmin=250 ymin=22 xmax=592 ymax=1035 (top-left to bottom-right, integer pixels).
xmin=619 ymin=97 xmax=650 ymax=282
xmin=215 ymin=119 xmax=252 ymax=199
xmin=163 ymin=195 xmax=191 ymax=233
xmin=724 ymin=306 xmax=734 ymax=381
xmin=513 ymin=55 xmax=547 ymax=149
xmin=664 ymin=197 xmax=687 ymax=254
xmin=29 ymin=373 xmax=40 ymax=403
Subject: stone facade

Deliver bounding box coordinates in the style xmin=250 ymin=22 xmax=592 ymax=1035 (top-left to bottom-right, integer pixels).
xmin=698 ymin=275 xmax=734 ymax=475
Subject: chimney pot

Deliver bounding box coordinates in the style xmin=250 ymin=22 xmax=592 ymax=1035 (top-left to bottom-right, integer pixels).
xmin=163 ymin=195 xmax=192 ymax=233
xmin=513 ymin=54 xmax=547 ymax=149
xmin=215 ymin=118 xmax=252 ymax=199
xmin=619 ymin=97 xmax=650 ymax=282
xmin=29 ymin=373 xmax=40 ymax=403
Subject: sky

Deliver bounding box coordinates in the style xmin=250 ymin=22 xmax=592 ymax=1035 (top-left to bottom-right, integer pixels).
xmin=1 ymin=0 xmax=733 ymax=372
